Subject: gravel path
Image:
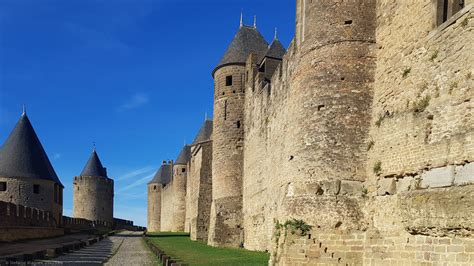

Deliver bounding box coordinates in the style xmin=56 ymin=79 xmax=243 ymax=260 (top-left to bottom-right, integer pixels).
xmin=32 ymin=231 xmax=154 ymax=265
xmin=105 ymin=231 xmax=154 ymax=266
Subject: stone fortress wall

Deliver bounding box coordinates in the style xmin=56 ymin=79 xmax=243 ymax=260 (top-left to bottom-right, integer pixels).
xmin=147 ymin=183 xmax=162 ymax=232
xmin=266 ymin=0 xmax=474 ymax=265
xmin=0 ymin=176 xmax=63 ymax=225
xmin=148 ymin=0 xmax=473 ymax=264
xmin=160 ymin=163 xmax=188 ymax=232
xmin=185 ymin=141 xmax=213 ymax=242
xmin=0 ymin=200 xmax=141 ymax=242
xmin=73 ymin=175 xmax=114 ymax=224
xmin=209 ymin=64 xmax=246 ymax=247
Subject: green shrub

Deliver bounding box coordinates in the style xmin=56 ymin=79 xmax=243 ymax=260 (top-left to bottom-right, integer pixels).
xmin=402 ymin=67 xmax=411 ymax=78
xmin=373 ymin=161 xmax=382 ymax=175
xmin=413 ymin=95 xmax=431 ymax=113
xmin=429 ymin=50 xmax=438 ymax=61
xmin=367 ymin=140 xmax=375 ymax=151
xmin=375 ymin=115 xmax=384 ymax=127
xmin=283 ymin=219 xmax=313 ymax=236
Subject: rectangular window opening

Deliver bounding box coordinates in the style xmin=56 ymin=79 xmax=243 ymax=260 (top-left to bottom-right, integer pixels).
xmin=33 ymin=184 xmax=40 ymax=194
xmin=0 ymin=182 xmax=6 ymax=192
xmin=224 ymin=100 xmax=227 ymax=121
xmin=437 ymin=0 xmax=465 ymax=26
xmin=226 ymin=75 xmax=233 ymax=86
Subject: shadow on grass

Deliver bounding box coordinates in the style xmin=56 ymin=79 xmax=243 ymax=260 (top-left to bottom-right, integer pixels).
xmin=146 ymin=232 xmax=190 ymax=238
xmin=146 ymin=234 xmax=189 ymax=238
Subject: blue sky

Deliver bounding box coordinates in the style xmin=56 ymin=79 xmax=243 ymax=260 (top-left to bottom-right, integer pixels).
xmin=0 ymin=0 xmax=295 ymax=226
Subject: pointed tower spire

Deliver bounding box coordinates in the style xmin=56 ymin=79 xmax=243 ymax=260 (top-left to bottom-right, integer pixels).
xmin=92 ymin=141 xmax=96 ymax=152
xmin=274 ymin=27 xmax=278 ymax=40
xmin=240 ymin=10 xmax=243 ymax=28
xmin=22 ymin=104 xmax=26 ymax=116
xmin=254 ymin=15 xmax=257 ymax=29
xmin=0 ymin=112 xmax=62 ymax=186
xmin=205 ymin=112 xmax=208 ymax=121
xmin=81 ymin=148 xmax=107 ymax=177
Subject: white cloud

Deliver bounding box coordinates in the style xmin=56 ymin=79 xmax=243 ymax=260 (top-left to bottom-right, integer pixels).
xmin=118 ymin=93 xmax=149 ymax=111
xmin=116 ymin=166 xmax=155 ymax=181
xmin=116 ymin=173 xmax=154 ymax=193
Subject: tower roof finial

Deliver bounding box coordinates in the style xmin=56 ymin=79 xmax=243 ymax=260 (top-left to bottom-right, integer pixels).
xmin=205 ymin=112 xmax=208 ymax=121
xmin=22 ymin=104 xmax=26 ymax=116
xmin=93 ymin=141 xmax=96 ymax=152
xmin=274 ymin=27 xmax=278 ymax=40
xmin=254 ymin=15 xmax=257 ymax=29
xmin=240 ymin=10 xmax=243 ymax=28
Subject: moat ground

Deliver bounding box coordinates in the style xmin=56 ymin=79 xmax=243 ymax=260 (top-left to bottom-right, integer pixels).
xmin=146 ymin=232 xmax=269 ymax=265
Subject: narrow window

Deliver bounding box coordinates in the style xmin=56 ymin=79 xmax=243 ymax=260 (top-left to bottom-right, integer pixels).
xmin=226 ymin=75 xmax=233 ymax=86
xmin=236 ymin=121 xmax=241 ymax=128
xmin=224 ymin=100 xmax=228 ymax=120
xmin=33 ymin=184 xmax=40 ymax=194
xmin=181 ymin=168 xmax=186 ymax=173
xmin=0 ymin=182 xmax=6 ymax=192
xmin=437 ymin=0 xmax=465 ymax=26
xmin=442 ymin=0 xmax=449 ymax=23
xmin=154 ymin=185 xmax=157 ymax=190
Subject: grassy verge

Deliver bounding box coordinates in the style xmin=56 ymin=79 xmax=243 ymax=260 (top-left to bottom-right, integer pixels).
xmin=146 ymin=232 xmax=269 ymax=266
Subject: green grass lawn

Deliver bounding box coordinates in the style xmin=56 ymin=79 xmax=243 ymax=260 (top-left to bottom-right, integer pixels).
xmin=146 ymin=232 xmax=269 ymax=266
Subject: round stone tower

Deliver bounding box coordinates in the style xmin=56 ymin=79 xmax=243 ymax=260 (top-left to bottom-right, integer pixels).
xmin=281 ymin=0 xmax=376 ymax=228
xmin=0 ymin=111 xmax=64 ymax=225
xmin=147 ymin=161 xmax=172 ymax=232
xmin=208 ymin=21 xmax=269 ymax=247
xmin=73 ymin=149 xmax=114 ymax=224
xmin=171 ymin=145 xmax=191 ymax=232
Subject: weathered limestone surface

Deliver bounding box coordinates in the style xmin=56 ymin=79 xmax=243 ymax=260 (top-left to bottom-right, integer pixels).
xmin=159 ymin=164 xmax=188 ymax=232
xmin=209 ymin=65 xmax=245 ymax=247
xmin=0 ymin=177 xmax=63 ymax=225
xmin=160 ymin=183 xmax=174 ymax=232
xmin=185 ymin=142 xmax=212 ymax=241
xmin=146 ymin=1 xmax=473 ymax=264
xmin=147 ymin=184 xmax=161 ymax=232
xmin=73 ymin=175 xmax=114 ymax=224
xmin=273 ymin=0 xmax=474 ymax=265
xmin=243 ymin=0 xmax=376 ymax=252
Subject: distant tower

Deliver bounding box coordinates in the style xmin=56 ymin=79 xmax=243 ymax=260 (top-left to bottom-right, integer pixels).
xmin=73 ymin=148 xmax=114 ymax=224
xmin=171 ymin=145 xmax=191 ymax=231
xmin=185 ymin=119 xmax=213 ymax=241
xmin=147 ymin=161 xmax=172 ymax=232
xmin=208 ymin=19 xmax=269 ymax=247
xmin=0 ymin=111 xmax=64 ymax=225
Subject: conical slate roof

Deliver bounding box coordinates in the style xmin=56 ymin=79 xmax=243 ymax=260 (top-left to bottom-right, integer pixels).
xmin=0 ymin=113 xmax=63 ymax=186
xmin=80 ymin=150 xmax=108 ymax=178
xmin=148 ymin=164 xmax=172 ymax=185
xmin=175 ymin=145 xmax=191 ymax=165
xmin=213 ymin=26 xmax=269 ymax=76
xmin=265 ymin=39 xmax=286 ymax=60
xmin=192 ymin=120 xmax=213 ymax=145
